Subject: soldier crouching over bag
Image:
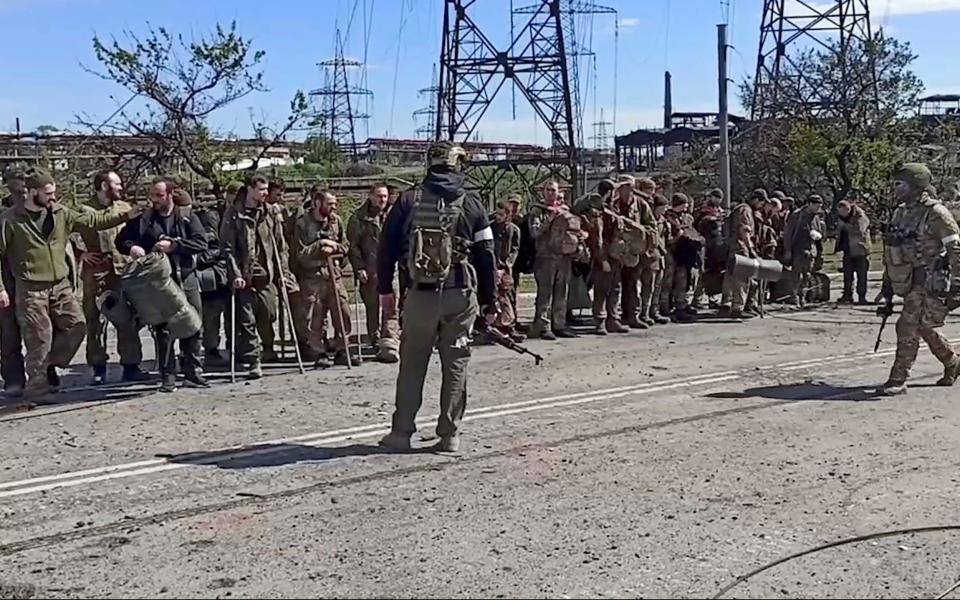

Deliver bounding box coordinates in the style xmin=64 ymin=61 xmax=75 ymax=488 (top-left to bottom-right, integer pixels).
xmin=376 ymin=141 xmax=498 ymax=454
xmin=878 ymin=163 xmax=960 ymax=396
xmin=117 ymin=180 xmax=210 ymax=393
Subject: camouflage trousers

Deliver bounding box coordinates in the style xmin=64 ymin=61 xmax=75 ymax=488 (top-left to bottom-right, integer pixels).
xmin=660 ymin=254 xmax=690 ymax=313
xmin=889 ymin=288 xmax=958 ymax=384
xmin=359 ymin=276 xmax=399 ymax=345
xmin=592 ymin=264 xmax=622 ymax=325
xmin=301 ymin=275 xmax=352 ymax=353
xmin=531 ymin=255 xmax=571 ymax=335
xmin=16 ymin=279 xmax=86 ymax=393
xmin=789 ymin=255 xmax=815 ymax=304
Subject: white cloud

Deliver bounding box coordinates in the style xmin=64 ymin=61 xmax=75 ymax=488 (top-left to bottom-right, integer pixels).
xmin=620 ymin=17 xmax=641 ymax=27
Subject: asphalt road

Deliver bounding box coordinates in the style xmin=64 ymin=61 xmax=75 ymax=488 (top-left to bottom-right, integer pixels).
xmin=3 ymin=281 xmax=960 ymax=599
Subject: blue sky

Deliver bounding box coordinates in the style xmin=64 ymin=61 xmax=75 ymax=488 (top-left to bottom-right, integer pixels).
xmin=1 ymin=0 xmax=959 ymax=145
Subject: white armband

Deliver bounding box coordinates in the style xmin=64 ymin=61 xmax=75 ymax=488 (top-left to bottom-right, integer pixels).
xmin=474 ymin=226 xmax=494 ymax=242
xmin=942 ymin=234 xmax=960 ymax=245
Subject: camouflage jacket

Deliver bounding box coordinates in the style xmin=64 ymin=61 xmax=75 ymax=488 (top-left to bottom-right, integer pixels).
xmin=0 ymin=202 xmax=127 ymax=294
xmin=728 ymin=202 xmax=756 ymax=257
xmin=220 ymin=201 xmax=297 ymax=291
xmin=783 ymin=208 xmax=825 ymax=260
xmin=346 ymin=201 xmax=386 ymax=278
xmin=491 ymin=219 xmax=521 ymax=270
xmin=73 ymin=196 xmax=135 ymax=280
xmin=295 ymin=210 xmax=349 ymax=279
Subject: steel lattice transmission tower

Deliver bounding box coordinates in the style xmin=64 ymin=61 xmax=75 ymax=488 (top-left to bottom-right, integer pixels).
xmin=751 ymin=0 xmax=874 ymax=120
xmin=436 ymin=0 xmax=580 ymax=196
xmin=309 ymin=29 xmax=373 ymax=159
xmin=590 ymin=107 xmax=612 ymax=150
xmin=413 ymin=65 xmax=440 ymax=140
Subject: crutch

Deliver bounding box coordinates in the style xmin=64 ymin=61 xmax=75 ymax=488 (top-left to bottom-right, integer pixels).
xmin=230 ymin=287 xmax=237 ymax=384
xmin=268 ymin=231 xmax=305 ymax=374
xmin=327 ymin=254 xmax=352 ymax=369
xmin=278 ymin=291 xmax=286 ymax=360
xmin=353 ymin=275 xmax=364 ymax=366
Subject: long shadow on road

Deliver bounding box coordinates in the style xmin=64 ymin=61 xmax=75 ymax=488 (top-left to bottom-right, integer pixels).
xmin=706 ymin=382 xmax=881 ymax=402
xmin=162 ymin=442 xmax=431 ymax=469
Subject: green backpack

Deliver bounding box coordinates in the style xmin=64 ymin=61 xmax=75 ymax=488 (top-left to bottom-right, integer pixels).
xmin=406 ymin=189 xmax=468 ymax=285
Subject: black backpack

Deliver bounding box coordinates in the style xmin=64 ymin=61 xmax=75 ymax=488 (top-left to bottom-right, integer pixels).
xmin=515 ymin=214 xmax=537 ymax=274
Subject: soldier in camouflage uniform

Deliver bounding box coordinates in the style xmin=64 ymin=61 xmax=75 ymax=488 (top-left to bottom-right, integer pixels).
xmin=491 ymin=200 xmax=522 ymax=337
xmin=0 ymin=165 xmax=27 ymax=397
xmin=783 ymin=194 xmax=826 ymax=307
xmin=722 ymin=189 xmax=765 ymax=319
xmin=348 ymin=183 xmax=398 ymax=361
xmin=879 ymin=163 xmax=960 ymax=396
xmin=74 ymin=170 xmax=149 ymax=385
xmin=622 ymin=177 xmax=663 ymax=328
xmin=528 ymin=181 xmax=575 ymax=340
xmin=220 ymin=175 xmax=297 ymax=379
xmin=295 ymin=190 xmax=352 ymax=367
xmin=0 ymin=169 xmax=137 ymax=395
xmin=660 ymin=193 xmax=697 ymax=322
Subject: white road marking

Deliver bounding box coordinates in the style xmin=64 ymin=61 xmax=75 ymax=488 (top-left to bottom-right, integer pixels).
xmin=0 ymin=338 xmax=933 ymax=500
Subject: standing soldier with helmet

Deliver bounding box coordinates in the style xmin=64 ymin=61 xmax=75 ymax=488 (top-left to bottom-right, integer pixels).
xmin=878 ymin=163 xmax=960 ymax=396
xmin=377 ymin=142 xmax=497 ymax=453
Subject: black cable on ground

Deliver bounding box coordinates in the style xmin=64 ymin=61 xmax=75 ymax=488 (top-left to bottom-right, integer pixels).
xmin=712 ymin=525 xmax=960 ymax=599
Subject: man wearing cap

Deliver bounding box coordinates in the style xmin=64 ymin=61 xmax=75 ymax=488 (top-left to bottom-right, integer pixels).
xmin=626 ymin=177 xmax=666 ymax=327
xmin=878 ymin=164 xmax=960 ymax=396
xmin=660 ymin=193 xmax=697 ymax=322
xmin=74 ymin=170 xmax=149 ymax=385
xmin=377 ymin=141 xmax=497 ymax=453
xmin=722 ymin=189 xmax=766 ymax=318
xmin=490 ymin=199 xmax=522 ymax=337
xmin=783 ymin=194 xmax=826 ymax=307
xmin=0 ymin=169 xmax=139 ymax=395
xmin=0 ymin=165 xmax=28 ymax=397
xmin=836 ymin=197 xmax=872 ymax=304
xmin=528 ymin=180 xmax=575 ymax=339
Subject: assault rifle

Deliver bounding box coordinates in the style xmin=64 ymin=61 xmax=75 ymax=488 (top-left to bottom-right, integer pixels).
xmin=875 ymin=278 xmax=894 ymax=353
xmin=478 ymin=324 xmax=544 ymax=365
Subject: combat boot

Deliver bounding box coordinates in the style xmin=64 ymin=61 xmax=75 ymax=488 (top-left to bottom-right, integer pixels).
xmin=46 ymin=366 xmax=61 ymax=390
xmin=554 ymin=329 xmax=577 ymax=339
xmin=879 ymin=380 xmax=907 ymax=396
xmin=122 ymin=365 xmax=152 ymax=383
xmin=837 ymin=294 xmax=853 ymax=304
xmin=379 ymin=430 xmax=412 ymax=451
xmin=5 ymin=383 xmax=24 ymax=399
xmin=159 ymin=373 xmax=178 ymax=393
xmin=605 ymin=319 xmax=627 ymax=333
xmin=247 ymin=361 xmax=263 ymax=380
xmin=594 ymin=320 xmax=608 ymax=336
xmin=435 ymin=433 xmax=461 ymax=454
xmin=91 ymin=365 xmax=107 ymax=386
xmin=183 ymin=370 xmax=211 ymax=389
xmin=540 ymin=330 xmax=558 ymax=341
xmin=730 ymin=309 xmax=756 ymax=320
xmin=672 ymin=310 xmax=697 ymax=324
xmin=937 ymin=358 xmax=960 ymax=387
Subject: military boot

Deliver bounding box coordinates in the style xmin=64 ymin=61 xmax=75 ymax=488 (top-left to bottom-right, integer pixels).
xmin=122 ymin=365 xmax=152 ymax=383
xmin=605 ymin=319 xmax=627 ymax=333
xmin=379 ymin=431 xmax=412 ymax=451
xmin=594 ymin=320 xmax=608 ymax=336
xmin=91 ymin=365 xmax=107 ymax=386
xmin=247 ymin=361 xmax=263 ymax=380
xmin=435 ymin=433 xmax=461 ymax=454
xmin=879 ymin=380 xmax=907 ymax=396
xmin=937 ymin=358 xmax=960 ymax=387
xmin=5 ymin=383 xmax=24 ymax=399
xmin=46 ymin=366 xmax=61 ymax=390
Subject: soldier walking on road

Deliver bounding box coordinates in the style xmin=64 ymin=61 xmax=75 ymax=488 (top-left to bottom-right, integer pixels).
xmin=0 ymin=169 xmax=138 ymax=396
xmin=348 ymin=183 xmax=398 ymax=362
xmin=879 ymin=163 xmax=960 ymax=396
xmin=220 ymin=175 xmax=297 ymax=379
xmin=295 ymin=190 xmax=352 ymax=367
xmin=377 ymin=142 xmax=497 ymax=453
xmin=74 ymin=170 xmax=149 ymax=385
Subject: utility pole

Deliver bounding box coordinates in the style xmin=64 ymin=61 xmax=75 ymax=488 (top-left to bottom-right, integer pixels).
xmin=717 ymin=23 xmax=731 ymax=211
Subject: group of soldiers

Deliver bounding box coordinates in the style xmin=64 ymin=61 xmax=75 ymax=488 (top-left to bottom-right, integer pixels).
xmin=0 ymin=164 xmax=401 ymax=398
xmin=484 ymin=175 xmax=864 ymax=342
xmin=3 ymin=150 xmax=959 ymax=451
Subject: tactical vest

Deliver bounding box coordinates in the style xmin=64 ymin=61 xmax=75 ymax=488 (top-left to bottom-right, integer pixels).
xmin=406 ymin=189 xmax=469 ymax=286
xmin=884 ymin=203 xmax=932 ymax=296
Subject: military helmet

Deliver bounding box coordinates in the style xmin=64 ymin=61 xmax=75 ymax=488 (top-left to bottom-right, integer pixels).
xmin=2 ymin=162 xmax=29 ymax=182
xmin=428 ymin=141 xmax=468 ymax=169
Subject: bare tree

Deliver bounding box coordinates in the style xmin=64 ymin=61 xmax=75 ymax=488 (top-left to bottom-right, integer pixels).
xmin=77 ymin=21 xmax=308 ymax=192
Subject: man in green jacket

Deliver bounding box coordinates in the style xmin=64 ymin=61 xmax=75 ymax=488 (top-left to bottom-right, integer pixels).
xmin=0 ymin=169 xmax=138 ymax=396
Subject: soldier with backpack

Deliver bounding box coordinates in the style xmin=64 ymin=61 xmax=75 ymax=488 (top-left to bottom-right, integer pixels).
xmin=376 ymin=142 xmax=497 ymax=453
